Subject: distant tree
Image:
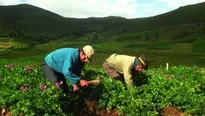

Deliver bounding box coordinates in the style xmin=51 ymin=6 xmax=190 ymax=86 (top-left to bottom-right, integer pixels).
xmin=104 ymin=35 xmax=107 ymax=39
xmin=155 ymin=34 xmax=159 ymax=40
xmin=91 ymin=32 xmax=98 ymax=41
xmin=117 ymin=37 xmax=122 ymax=41
xmin=136 ymin=35 xmax=141 ymax=40
xmin=93 ymin=34 xmax=98 ymax=40
xmin=144 ymin=33 xmax=150 ymax=41
xmin=103 ymin=25 xmax=108 ymax=31
xmin=87 ymin=36 xmax=90 ymax=41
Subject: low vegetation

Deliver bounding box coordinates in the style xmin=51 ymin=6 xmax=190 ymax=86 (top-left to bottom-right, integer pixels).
xmin=0 ymin=63 xmax=205 ymax=116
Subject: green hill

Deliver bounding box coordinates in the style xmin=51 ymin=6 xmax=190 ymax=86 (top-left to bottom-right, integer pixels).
xmin=0 ymin=4 xmax=83 ymax=43
xmin=148 ymin=2 xmax=205 ymax=26
xmin=0 ymin=2 xmax=205 ymax=43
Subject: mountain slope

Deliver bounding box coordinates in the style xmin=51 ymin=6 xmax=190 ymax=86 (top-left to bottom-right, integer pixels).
xmin=146 ymin=2 xmax=205 ymax=27
xmin=0 ymin=2 xmax=205 ymax=42
xmin=0 ymin=4 xmax=82 ymax=39
xmin=66 ymin=2 xmax=205 ymax=34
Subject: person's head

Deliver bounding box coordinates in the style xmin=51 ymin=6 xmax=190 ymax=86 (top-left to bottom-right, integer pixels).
xmin=80 ymin=45 xmax=95 ymax=63
xmin=134 ymin=55 xmax=149 ymax=72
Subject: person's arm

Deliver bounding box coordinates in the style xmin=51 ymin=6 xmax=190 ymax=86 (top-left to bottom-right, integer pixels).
xmin=122 ymin=62 xmax=134 ymax=86
xmin=63 ymin=58 xmax=81 ymax=86
xmin=63 ymin=59 xmax=89 ymax=90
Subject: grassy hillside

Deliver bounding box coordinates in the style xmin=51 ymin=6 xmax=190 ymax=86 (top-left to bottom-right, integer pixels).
xmin=0 ymin=2 xmax=205 ymax=68
xmin=0 ymin=39 xmax=205 ymax=69
xmin=0 ymin=37 xmax=29 ymax=50
xmin=148 ymin=2 xmax=205 ymax=27
xmin=0 ymin=4 xmax=82 ymax=42
xmin=0 ymin=2 xmax=205 ymax=43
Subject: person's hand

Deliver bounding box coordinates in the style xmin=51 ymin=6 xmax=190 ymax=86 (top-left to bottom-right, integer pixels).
xmin=73 ymin=84 xmax=79 ymax=91
xmin=79 ymin=80 xmax=88 ymax=87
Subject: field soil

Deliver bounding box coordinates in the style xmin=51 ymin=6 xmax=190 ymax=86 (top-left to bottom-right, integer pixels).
xmin=76 ymin=101 xmax=186 ymax=116
xmin=0 ymin=42 xmax=9 ymax=46
xmin=77 ymin=100 xmax=120 ymax=116
xmin=0 ymin=107 xmax=11 ymax=116
xmin=160 ymin=106 xmax=185 ymax=116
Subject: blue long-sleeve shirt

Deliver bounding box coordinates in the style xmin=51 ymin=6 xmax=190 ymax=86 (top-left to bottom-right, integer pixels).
xmin=45 ymin=48 xmax=84 ymax=85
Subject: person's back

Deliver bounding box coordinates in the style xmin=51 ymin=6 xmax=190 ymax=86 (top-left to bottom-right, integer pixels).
xmin=106 ymin=53 xmax=135 ymax=73
xmin=103 ymin=53 xmax=149 ymax=86
xmin=41 ymin=45 xmax=95 ymax=94
xmin=45 ymin=48 xmax=82 ymax=76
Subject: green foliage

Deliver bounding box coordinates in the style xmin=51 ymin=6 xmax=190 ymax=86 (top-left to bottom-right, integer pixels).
xmin=0 ymin=63 xmax=205 ymax=115
xmin=98 ymin=65 xmax=205 ymax=116
xmin=0 ymin=63 xmax=104 ymax=116
xmin=0 ymin=64 xmax=67 ymax=115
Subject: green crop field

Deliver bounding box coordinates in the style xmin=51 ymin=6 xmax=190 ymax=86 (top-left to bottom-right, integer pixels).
xmin=0 ymin=63 xmax=205 ymax=116
xmin=0 ymin=37 xmax=29 ymax=50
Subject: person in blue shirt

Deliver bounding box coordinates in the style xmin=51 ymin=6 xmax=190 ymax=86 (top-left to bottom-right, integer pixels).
xmin=41 ymin=45 xmax=95 ymax=95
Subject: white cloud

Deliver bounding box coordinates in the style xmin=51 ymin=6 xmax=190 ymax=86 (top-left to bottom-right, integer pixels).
xmin=0 ymin=0 xmax=19 ymax=5
xmin=138 ymin=7 xmax=168 ymax=18
xmin=22 ymin=0 xmax=138 ymax=19
xmin=157 ymin=0 xmax=205 ymax=9
xmin=0 ymin=0 xmax=205 ymax=18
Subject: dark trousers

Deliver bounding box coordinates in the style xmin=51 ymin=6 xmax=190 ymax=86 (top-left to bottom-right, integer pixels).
xmin=102 ymin=62 xmax=126 ymax=84
xmin=41 ymin=62 xmax=69 ymax=95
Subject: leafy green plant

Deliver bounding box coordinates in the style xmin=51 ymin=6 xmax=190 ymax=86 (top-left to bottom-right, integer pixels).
xmin=0 ymin=64 xmax=69 ymax=115
xmin=0 ymin=64 xmax=205 ymax=116
xmin=97 ymin=65 xmax=205 ymax=116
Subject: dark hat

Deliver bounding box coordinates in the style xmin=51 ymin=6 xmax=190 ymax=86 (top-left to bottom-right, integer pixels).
xmin=138 ymin=55 xmax=149 ymax=70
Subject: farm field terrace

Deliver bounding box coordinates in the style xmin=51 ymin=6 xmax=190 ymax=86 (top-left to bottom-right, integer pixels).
xmin=0 ymin=63 xmax=205 ymax=116
xmin=0 ymin=39 xmax=205 ymax=69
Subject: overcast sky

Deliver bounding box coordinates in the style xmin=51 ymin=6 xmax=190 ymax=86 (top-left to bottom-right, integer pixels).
xmin=0 ymin=0 xmax=205 ymax=19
